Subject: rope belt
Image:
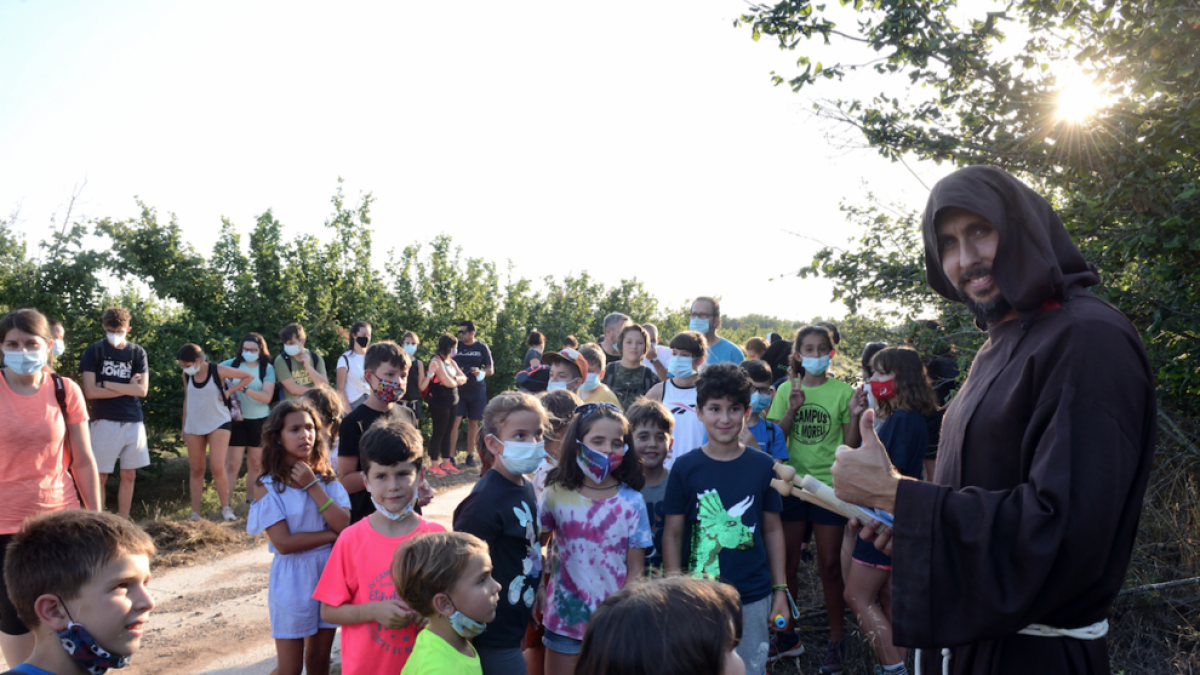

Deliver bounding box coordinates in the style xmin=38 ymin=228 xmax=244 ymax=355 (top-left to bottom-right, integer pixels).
xmin=914 ymin=619 xmax=1108 ymax=675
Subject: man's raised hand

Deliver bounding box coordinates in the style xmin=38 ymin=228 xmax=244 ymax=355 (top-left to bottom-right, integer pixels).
xmin=831 ymin=409 xmax=901 ymax=513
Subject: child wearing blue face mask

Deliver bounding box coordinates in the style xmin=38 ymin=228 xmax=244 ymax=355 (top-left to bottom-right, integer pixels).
xmin=453 ymin=392 xmax=550 ymax=675
xmin=394 ymin=531 xmax=502 ymax=675
xmin=316 ymin=417 xmax=445 ymax=675
xmin=736 ymin=360 xmax=789 ymax=462
xmin=646 ymin=331 xmax=708 ymax=469
xmin=764 ymin=325 xmax=864 ymax=671
xmin=576 ymin=345 xmax=622 ymax=408
xmin=538 ymin=403 xmax=652 ymax=675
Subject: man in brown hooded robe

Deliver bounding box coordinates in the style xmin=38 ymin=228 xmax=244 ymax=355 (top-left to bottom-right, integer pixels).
xmin=831 ymin=166 xmax=1156 ymax=674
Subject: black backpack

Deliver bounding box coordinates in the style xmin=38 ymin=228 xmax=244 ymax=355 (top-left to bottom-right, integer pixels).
xmin=186 ymin=362 xmax=231 ymax=410
xmin=277 ymin=350 xmax=320 ymax=402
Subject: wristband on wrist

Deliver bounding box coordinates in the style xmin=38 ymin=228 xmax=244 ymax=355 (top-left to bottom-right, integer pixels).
xmin=303 ymin=478 xmax=320 ymax=491
xmin=771 ymin=584 xmax=789 ymax=591
xmin=318 ymin=498 xmax=335 ymax=513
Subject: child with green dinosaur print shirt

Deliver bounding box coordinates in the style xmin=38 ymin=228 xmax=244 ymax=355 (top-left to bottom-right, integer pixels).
xmin=663 ymin=363 xmax=788 ymax=675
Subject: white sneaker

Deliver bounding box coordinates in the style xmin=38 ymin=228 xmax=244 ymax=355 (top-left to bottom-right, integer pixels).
xmin=187 ymin=511 xmax=202 ymax=521
xmin=221 ymin=506 xmax=236 ymax=522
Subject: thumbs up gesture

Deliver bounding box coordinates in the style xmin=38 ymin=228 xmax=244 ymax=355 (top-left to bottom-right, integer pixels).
xmin=831 ymin=409 xmax=901 ymax=513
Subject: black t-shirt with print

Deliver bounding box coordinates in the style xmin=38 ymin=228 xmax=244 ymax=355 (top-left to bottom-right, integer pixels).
xmin=452 ymin=340 xmax=492 ymax=400
xmin=79 ymin=340 xmax=148 ymax=422
xmin=453 ymin=470 xmax=540 ymax=649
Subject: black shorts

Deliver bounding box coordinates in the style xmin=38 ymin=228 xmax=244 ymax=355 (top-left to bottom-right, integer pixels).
xmin=0 ymin=533 xmax=30 ymax=635
xmin=780 ymin=495 xmax=849 ymax=526
xmin=230 ymin=417 xmax=265 ymax=447
xmin=456 ymin=392 xmax=487 ymax=421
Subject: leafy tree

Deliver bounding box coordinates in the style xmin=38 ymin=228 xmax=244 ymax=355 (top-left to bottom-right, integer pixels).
xmin=740 ymin=0 xmax=1200 ymax=412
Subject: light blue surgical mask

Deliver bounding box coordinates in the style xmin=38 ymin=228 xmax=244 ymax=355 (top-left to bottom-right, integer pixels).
xmin=52 ymin=340 xmax=66 ymax=357
xmin=801 ymin=355 xmax=831 ymax=375
xmin=579 ymin=373 xmax=600 ymax=391
xmin=476 ymin=371 xmax=486 ymax=382
xmin=369 ymin=485 xmax=417 ymax=521
xmin=688 ymin=317 xmax=710 ymax=334
xmin=4 ymin=350 xmax=46 ymax=375
xmin=242 ymin=351 xmax=259 ymax=363
xmin=750 ymin=392 xmax=772 ymax=414
xmin=492 ymin=434 xmax=546 ymax=475
xmin=403 ymin=344 xmax=417 ymax=356
xmin=667 ymin=355 xmax=696 ymax=379
xmin=447 ymin=600 xmax=488 ymax=639
xmin=547 ymin=380 xmax=568 ymax=391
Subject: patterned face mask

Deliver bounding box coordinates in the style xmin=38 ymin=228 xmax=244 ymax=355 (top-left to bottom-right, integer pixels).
xmin=369 ymin=372 xmax=406 ymax=403
xmin=56 ymin=619 xmax=132 ymax=675
xmin=576 ymin=442 xmax=625 ymax=484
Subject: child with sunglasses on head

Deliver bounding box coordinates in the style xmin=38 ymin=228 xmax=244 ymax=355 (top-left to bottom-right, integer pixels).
xmin=393 ymin=531 xmax=502 ymax=675
xmin=453 ymin=392 xmax=550 ymax=675
xmin=247 ymin=400 xmax=352 ymax=675
xmin=537 ymin=402 xmax=652 ymax=675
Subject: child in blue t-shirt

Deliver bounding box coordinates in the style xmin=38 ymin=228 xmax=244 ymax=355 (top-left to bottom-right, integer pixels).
xmin=626 ymin=398 xmax=675 ymax=573
xmin=663 ymin=363 xmax=788 ymax=675
xmin=739 ymin=360 xmax=789 ymax=462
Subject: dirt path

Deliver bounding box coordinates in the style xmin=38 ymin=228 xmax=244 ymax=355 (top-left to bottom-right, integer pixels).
xmin=123 ymin=482 xmax=476 ymax=675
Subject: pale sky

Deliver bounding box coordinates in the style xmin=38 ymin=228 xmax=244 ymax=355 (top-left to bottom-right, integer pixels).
xmin=0 ymin=0 xmax=959 ymax=322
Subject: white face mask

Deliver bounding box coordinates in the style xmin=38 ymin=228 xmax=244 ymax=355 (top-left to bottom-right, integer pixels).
xmin=52 ymin=339 xmax=66 ymax=357
xmin=182 ymin=364 xmax=200 ymax=376
xmin=242 ymin=351 xmax=259 ymax=363
xmin=106 ymin=332 xmax=126 ymax=347
xmin=284 ymin=344 xmax=302 ymax=356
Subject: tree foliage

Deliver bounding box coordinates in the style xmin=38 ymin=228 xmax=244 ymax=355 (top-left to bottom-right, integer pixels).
xmin=740 ymin=0 xmax=1200 ymax=412
xmin=0 ymin=183 xmax=732 ymax=442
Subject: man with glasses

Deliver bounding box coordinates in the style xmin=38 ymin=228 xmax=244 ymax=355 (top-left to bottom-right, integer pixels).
xmin=451 ymin=319 xmax=493 ymax=467
xmin=689 ymin=296 xmax=744 ymax=366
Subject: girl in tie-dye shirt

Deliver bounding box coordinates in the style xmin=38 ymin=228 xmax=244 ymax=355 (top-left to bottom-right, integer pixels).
xmin=538 ymin=402 xmax=652 ymax=675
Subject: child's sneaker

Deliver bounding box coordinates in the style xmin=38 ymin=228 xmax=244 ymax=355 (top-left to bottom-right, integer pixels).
xmin=187 ymin=511 xmax=202 ymax=522
xmin=441 ymin=461 xmax=460 ymax=475
xmin=427 ymin=464 xmax=446 ymax=477
xmin=767 ymin=632 xmax=804 ymax=662
xmin=819 ymin=640 xmax=845 ymax=674
xmin=221 ymin=506 xmax=236 ymax=522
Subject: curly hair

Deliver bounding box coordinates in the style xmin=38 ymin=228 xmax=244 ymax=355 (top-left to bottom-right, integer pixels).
xmin=258 ymin=400 xmax=336 ymax=493
xmin=696 ymin=362 xmax=752 ymax=409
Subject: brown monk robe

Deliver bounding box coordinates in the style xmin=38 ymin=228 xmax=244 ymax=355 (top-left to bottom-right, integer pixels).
xmin=876 ymin=167 xmax=1155 ymax=674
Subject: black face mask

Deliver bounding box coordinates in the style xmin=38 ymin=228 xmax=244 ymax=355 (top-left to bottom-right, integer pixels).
xmin=356 ymin=336 xmax=369 ymax=348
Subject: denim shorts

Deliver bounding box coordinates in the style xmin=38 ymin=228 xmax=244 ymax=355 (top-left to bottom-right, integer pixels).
xmin=543 ymin=629 xmax=582 ymax=655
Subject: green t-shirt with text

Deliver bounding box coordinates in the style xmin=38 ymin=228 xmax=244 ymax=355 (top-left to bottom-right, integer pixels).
xmin=767 ymin=377 xmax=853 ymax=488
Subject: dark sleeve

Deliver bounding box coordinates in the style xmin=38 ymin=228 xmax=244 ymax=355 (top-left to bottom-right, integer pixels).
xmin=339 ymin=414 xmax=363 ymax=459
xmin=481 ymin=343 xmax=492 ymax=367
xmin=135 ymin=345 xmax=148 ymax=374
xmin=877 ymin=412 xmax=927 ymax=480
xmin=663 ymin=462 xmax=687 ymax=515
xmin=79 ymin=343 xmax=96 ymax=374
xmin=453 ymin=489 xmax=499 ymax=541
xmin=647 ymin=367 xmax=661 ymax=386
xmin=891 ymin=324 xmax=1155 ymax=648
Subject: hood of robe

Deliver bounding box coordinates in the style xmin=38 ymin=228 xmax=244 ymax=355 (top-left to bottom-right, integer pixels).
xmin=921 ymin=165 xmax=1101 ymax=327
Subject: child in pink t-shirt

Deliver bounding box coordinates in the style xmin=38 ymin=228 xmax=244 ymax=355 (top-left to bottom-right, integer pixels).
xmin=314 ymin=417 xmax=445 ymax=675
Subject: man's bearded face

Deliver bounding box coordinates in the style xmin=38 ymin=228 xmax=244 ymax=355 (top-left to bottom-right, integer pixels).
xmin=936 ymin=207 xmax=1012 ymax=325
